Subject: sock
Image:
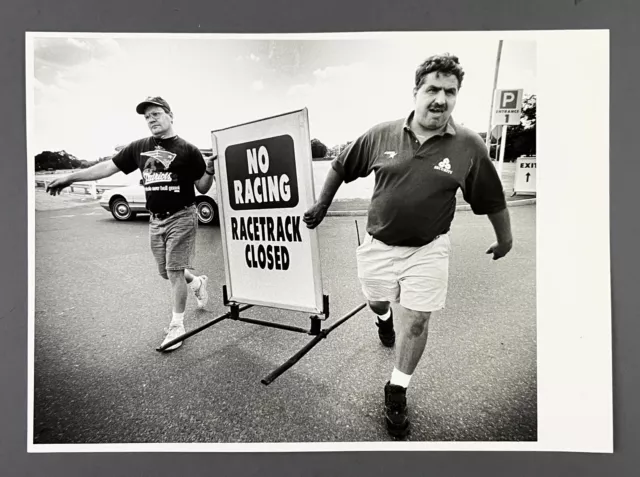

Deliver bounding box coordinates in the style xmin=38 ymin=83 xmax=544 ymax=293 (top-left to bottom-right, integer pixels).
xmin=170 ymin=312 xmax=184 ymax=328
xmin=188 ymin=276 xmax=201 ymax=291
xmin=390 ymin=368 xmax=412 ymax=388
xmin=377 ymin=309 xmax=391 ymax=321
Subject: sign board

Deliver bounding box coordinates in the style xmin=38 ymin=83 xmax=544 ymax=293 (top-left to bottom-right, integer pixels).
xmin=212 ymin=109 xmax=324 ymax=314
xmin=491 ymin=124 xmax=503 ymax=141
xmin=513 ymin=156 xmax=537 ymax=194
xmin=492 ymin=89 xmax=524 ymax=126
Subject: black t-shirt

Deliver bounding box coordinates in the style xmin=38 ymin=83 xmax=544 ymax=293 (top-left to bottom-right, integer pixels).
xmin=112 ymin=136 xmax=206 ymax=213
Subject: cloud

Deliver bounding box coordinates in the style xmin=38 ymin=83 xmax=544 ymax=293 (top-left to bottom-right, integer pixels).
xmin=286 ymin=83 xmax=313 ymax=97
xmin=285 ymin=62 xmax=413 ymax=146
xmin=312 ymin=63 xmax=365 ymax=81
xmin=35 ymin=38 xmax=120 ymax=67
xmin=34 ymin=38 xmax=121 ymax=85
xmin=251 ymin=80 xmax=265 ymax=91
xmin=236 ymin=53 xmax=261 ymax=62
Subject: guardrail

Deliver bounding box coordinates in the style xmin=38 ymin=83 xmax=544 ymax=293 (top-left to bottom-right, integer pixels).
xmin=34 ymin=180 xmax=126 ymax=199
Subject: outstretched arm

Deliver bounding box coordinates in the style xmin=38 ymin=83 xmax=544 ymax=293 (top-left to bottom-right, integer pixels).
xmin=45 ymin=160 xmax=121 ymax=196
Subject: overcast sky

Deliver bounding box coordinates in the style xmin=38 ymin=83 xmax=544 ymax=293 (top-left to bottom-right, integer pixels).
xmin=30 ymin=33 xmax=536 ymax=161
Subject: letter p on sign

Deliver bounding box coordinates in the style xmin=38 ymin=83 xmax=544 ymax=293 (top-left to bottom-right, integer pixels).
xmin=501 ymin=90 xmax=518 ymax=109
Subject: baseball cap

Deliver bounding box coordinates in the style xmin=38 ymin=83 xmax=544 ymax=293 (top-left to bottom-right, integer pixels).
xmin=136 ymin=96 xmax=171 ymax=114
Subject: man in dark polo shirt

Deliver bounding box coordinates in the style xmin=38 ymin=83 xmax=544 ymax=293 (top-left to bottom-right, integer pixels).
xmin=46 ymin=96 xmax=216 ymax=352
xmin=303 ymin=54 xmax=513 ymax=438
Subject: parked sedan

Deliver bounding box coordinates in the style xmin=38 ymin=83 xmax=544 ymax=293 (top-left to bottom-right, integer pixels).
xmin=99 ymin=178 xmax=219 ymax=225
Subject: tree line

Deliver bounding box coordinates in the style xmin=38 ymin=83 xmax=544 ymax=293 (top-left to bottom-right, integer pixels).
xmin=35 ymin=95 xmax=535 ymax=170
xmin=34 ymin=150 xmax=92 ymax=171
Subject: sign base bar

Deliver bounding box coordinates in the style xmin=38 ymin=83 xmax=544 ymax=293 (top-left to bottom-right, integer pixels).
xmin=155 ymin=303 xmax=254 ymax=352
xmin=155 ymin=286 xmax=367 ymax=385
xmin=261 ymin=302 xmax=367 ymax=386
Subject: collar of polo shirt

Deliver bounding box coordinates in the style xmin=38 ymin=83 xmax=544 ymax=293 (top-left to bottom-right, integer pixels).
xmin=403 ymin=111 xmax=457 ymax=137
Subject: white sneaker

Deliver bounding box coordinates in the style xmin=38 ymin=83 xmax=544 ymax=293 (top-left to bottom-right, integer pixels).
xmin=192 ymin=275 xmax=209 ymax=309
xmin=161 ymin=323 xmax=185 ymax=351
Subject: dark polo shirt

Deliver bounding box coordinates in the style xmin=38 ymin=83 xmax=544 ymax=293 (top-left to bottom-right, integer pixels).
xmin=331 ymin=113 xmax=506 ymax=247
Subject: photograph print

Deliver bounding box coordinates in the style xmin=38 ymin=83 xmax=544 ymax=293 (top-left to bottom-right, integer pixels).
xmin=28 ymin=31 xmax=539 ymax=449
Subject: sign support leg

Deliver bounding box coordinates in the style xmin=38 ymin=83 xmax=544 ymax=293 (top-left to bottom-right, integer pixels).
xmin=261 ymin=302 xmax=367 ymax=385
xmin=309 ymin=315 xmax=322 ymax=335
xmin=498 ymin=124 xmax=508 ymax=181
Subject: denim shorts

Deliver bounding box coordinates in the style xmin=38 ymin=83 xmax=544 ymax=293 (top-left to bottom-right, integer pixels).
xmin=355 ymin=233 xmax=451 ymax=312
xmin=149 ymin=205 xmax=198 ymax=279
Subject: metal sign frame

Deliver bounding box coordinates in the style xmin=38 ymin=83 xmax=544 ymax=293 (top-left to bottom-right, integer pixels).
xmin=155 ymin=109 xmax=368 ymax=384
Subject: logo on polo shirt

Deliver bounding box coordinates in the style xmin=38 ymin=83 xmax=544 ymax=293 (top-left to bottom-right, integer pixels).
xmin=434 ymin=158 xmax=453 ymax=174
xmin=384 ymin=151 xmax=397 ymax=159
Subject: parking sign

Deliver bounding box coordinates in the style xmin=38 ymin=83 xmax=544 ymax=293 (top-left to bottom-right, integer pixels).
xmin=492 ymin=89 xmax=524 ymax=126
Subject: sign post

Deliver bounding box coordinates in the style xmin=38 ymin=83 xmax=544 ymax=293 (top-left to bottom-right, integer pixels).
xmin=485 ymin=39 xmax=503 ymax=151
xmin=492 ymin=89 xmax=524 ymax=179
xmin=155 ymin=108 xmax=367 ymax=386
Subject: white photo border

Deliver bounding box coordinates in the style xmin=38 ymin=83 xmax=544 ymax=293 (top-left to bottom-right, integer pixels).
xmin=26 ymin=29 xmax=612 ymax=453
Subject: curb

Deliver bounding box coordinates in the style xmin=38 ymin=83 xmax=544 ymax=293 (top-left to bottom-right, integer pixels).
xmin=326 ymin=197 xmax=536 ymax=217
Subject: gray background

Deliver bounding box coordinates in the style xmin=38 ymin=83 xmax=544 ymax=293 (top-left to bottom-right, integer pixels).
xmin=1 ymin=0 xmax=635 ymax=475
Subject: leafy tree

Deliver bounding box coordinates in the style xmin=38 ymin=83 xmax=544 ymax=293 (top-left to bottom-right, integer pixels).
xmin=504 ymin=94 xmax=536 ymax=161
xmin=483 ymin=95 xmax=536 ymax=162
xmin=310 ymin=138 xmax=328 ymax=159
xmin=34 ymin=150 xmax=86 ymax=171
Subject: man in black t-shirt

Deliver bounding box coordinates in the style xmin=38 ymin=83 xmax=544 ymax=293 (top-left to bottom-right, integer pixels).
xmin=47 ymin=96 xmax=216 ymax=352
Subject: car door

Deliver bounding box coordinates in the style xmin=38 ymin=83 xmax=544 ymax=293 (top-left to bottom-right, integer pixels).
xmin=129 ymin=171 xmax=147 ymax=208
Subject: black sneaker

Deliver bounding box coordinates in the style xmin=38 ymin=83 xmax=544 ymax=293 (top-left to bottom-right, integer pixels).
xmin=376 ymin=309 xmax=395 ymax=347
xmin=384 ymin=381 xmax=410 ymax=438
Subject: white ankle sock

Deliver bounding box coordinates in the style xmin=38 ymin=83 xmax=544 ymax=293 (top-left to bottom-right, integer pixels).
xmin=390 ymin=368 xmax=412 ymax=388
xmin=188 ymin=276 xmax=201 ymax=291
xmin=377 ymin=309 xmax=391 ymax=321
xmin=170 ymin=312 xmax=184 ymax=327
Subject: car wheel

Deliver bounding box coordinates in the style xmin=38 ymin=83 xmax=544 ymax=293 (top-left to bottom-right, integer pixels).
xmin=110 ymin=197 xmax=136 ymax=221
xmin=196 ymin=197 xmax=218 ymax=225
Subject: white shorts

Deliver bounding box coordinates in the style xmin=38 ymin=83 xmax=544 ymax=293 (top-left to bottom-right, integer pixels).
xmin=355 ymin=233 xmax=451 ymax=312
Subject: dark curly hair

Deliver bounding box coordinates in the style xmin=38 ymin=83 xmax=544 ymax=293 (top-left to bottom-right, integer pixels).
xmin=414 ymin=53 xmax=465 ymax=91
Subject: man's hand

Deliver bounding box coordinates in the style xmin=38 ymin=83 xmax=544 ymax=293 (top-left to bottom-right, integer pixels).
xmin=195 ymin=154 xmax=218 ymax=194
xmin=45 ymin=176 xmax=73 ymax=196
xmin=204 ymin=154 xmax=217 ymax=175
xmin=303 ymin=202 xmax=329 ymax=229
xmin=486 ymin=240 xmax=513 ymax=260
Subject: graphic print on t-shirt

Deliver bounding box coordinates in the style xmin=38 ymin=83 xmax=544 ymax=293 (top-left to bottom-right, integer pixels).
xmin=141 ymin=146 xmax=180 ymax=193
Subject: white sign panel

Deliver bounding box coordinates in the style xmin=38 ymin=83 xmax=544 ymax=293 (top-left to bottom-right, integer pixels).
xmin=492 ymin=88 xmax=524 ymax=126
xmin=212 ymin=109 xmax=324 ymax=314
xmin=513 ymin=156 xmax=537 ymax=194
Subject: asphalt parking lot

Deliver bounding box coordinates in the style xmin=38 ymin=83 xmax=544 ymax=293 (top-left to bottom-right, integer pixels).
xmin=33 ymin=198 xmax=536 ymax=444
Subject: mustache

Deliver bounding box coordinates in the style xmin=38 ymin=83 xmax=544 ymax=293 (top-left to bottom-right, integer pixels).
xmin=428 ymin=105 xmax=446 ymax=112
